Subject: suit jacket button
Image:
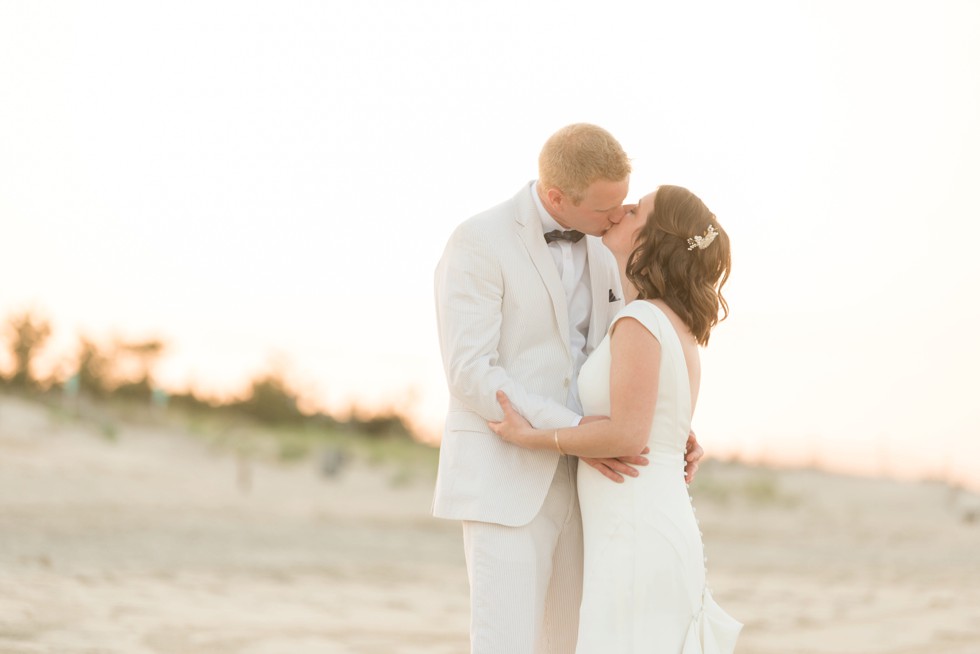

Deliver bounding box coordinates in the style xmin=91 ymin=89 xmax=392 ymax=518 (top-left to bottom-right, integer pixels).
xmin=563 ymin=378 xmax=570 ymax=388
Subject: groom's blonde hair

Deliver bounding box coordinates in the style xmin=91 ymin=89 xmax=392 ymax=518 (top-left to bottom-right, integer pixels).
xmin=538 ymin=124 xmax=631 ymax=204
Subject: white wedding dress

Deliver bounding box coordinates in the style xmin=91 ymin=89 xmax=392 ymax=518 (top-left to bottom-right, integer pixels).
xmin=575 ymin=301 xmax=742 ymax=653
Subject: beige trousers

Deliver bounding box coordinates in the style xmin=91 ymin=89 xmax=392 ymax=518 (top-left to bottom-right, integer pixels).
xmin=462 ymin=455 xmax=584 ymax=654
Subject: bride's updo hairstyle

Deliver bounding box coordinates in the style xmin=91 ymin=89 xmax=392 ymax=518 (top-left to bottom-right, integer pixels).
xmin=626 ymin=185 xmax=731 ymax=346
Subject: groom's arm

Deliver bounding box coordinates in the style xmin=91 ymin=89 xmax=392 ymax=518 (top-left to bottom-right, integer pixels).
xmin=435 ymin=225 xmax=580 ymax=428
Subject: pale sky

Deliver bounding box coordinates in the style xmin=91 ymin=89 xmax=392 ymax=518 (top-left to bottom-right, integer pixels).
xmin=2 ymin=1 xmax=979 ymax=488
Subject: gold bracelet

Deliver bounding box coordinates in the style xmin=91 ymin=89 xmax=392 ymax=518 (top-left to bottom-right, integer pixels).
xmin=554 ymin=429 xmax=565 ymax=456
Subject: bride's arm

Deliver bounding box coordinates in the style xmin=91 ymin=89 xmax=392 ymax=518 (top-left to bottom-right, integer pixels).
xmin=490 ymin=317 xmax=660 ymax=459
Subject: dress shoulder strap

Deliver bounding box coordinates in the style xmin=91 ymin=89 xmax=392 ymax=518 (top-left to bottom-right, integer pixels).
xmin=610 ymin=301 xmax=666 ymax=343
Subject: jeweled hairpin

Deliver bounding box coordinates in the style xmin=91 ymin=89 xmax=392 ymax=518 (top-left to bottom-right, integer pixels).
xmin=687 ymin=225 xmax=719 ymax=251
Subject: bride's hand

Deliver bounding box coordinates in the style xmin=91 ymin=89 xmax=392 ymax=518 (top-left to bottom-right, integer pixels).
xmin=487 ymin=390 xmax=534 ymax=446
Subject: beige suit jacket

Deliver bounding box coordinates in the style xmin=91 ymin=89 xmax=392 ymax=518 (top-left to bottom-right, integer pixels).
xmin=432 ymin=182 xmax=625 ymax=526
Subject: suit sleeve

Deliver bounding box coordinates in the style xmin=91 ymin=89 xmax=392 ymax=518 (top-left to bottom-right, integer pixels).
xmin=435 ymin=224 xmax=581 ymax=428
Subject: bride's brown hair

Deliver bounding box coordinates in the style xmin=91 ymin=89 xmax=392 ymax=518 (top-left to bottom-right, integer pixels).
xmin=626 ymin=185 xmax=731 ymax=345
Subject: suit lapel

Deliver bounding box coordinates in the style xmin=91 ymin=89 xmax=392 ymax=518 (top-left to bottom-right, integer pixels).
xmin=514 ymin=185 xmax=570 ymax=352
xmin=585 ymin=236 xmax=611 ymax=351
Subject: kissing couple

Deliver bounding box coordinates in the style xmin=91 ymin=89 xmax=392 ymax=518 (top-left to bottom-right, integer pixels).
xmin=433 ymin=123 xmax=742 ymax=653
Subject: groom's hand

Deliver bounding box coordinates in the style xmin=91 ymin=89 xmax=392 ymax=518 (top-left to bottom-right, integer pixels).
xmin=685 ymin=430 xmax=704 ymax=484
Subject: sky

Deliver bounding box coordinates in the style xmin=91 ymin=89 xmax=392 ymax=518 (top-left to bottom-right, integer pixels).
xmin=2 ymin=1 xmax=979 ymax=488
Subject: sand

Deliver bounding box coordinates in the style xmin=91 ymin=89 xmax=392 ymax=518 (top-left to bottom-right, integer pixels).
xmin=1 ymin=393 xmax=978 ymax=654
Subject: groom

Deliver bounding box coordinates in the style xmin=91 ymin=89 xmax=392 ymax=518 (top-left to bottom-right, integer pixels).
xmin=433 ymin=124 xmax=703 ymax=653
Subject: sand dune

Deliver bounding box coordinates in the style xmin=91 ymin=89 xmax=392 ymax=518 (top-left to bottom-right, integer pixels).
xmin=1 ymin=394 xmax=978 ymax=654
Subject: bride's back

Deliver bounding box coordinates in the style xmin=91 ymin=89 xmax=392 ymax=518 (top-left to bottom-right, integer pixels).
xmin=647 ymin=298 xmax=702 ymax=416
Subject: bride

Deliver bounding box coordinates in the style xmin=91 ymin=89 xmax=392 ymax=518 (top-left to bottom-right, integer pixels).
xmin=490 ymin=184 xmax=742 ymax=653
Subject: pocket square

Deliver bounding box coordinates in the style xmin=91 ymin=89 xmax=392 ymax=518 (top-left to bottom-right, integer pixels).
xmin=609 ymin=289 xmax=621 ymax=302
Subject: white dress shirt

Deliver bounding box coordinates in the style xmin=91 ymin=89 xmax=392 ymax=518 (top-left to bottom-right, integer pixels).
xmin=531 ymin=182 xmax=592 ymax=415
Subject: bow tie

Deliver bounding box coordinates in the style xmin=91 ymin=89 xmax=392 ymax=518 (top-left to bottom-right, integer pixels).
xmin=544 ymin=229 xmax=585 ymax=244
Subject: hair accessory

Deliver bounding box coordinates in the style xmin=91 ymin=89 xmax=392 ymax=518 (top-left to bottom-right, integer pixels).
xmin=687 ymin=225 xmax=719 ymax=251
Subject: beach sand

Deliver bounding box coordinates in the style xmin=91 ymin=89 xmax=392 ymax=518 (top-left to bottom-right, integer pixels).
xmin=1 ymin=394 xmax=978 ymax=654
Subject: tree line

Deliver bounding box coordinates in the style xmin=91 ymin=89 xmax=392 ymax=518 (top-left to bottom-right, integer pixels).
xmin=0 ymin=309 xmax=413 ymax=438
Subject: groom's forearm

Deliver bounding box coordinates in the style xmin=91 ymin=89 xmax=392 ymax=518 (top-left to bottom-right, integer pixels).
xmin=436 ymin=224 xmax=580 ymax=430
xmin=437 ymin=283 xmax=579 ymax=426
xmin=447 ymin=355 xmax=580 ymax=428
